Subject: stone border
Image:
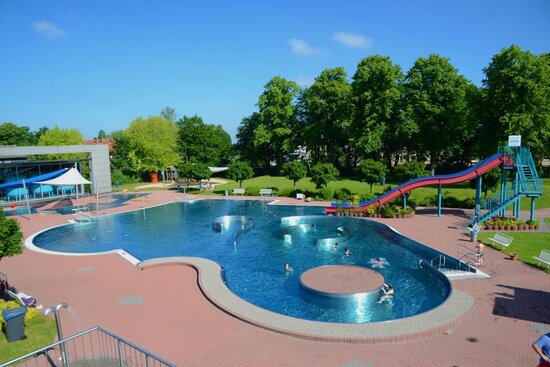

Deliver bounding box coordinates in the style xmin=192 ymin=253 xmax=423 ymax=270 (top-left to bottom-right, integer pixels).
xmin=140 ymin=257 xmax=474 ymax=343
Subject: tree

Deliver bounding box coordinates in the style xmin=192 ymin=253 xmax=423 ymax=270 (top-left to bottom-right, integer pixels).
xmin=226 ymin=162 xmax=254 ymax=188
xmin=470 ymin=167 xmax=501 ymax=198
xmin=36 ymin=125 xmax=86 ymax=161
xmin=177 ymin=115 xmax=232 ymax=166
xmin=160 ymin=106 xmax=177 ymax=122
xmin=351 ymin=56 xmax=404 ymax=164
xmin=0 ymin=122 xmax=36 ymax=146
xmin=394 ymin=162 xmax=427 ymax=182
xmin=281 ymin=161 xmax=307 ymax=187
xmin=190 ymin=163 xmax=212 ymax=182
xmin=310 ymin=163 xmax=339 ymax=189
xmin=126 ymin=116 xmax=180 ymax=174
xmin=252 ymin=76 xmax=300 ymax=169
xmin=357 ymin=159 xmax=387 ymax=192
xmin=481 ymin=45 xmax=550 ymax=163
xmin=402 ymin=54 xmax=475 ymax=172
xmin=0 ymin=208 xmax=23 ymax=261
xmin=110 ymin=130 xmax=136 ymax=179
xmin=97 ymin=130 xmax=108 ymax=139
xmin=298 ymin=67 xmax=352 ymax=168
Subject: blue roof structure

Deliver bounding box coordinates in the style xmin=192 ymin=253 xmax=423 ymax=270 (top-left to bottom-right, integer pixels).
xmin=0 ymin=168 xmax=68 ymax=190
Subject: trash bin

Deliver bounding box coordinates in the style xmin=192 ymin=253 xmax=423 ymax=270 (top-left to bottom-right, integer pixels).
xmin=2 ymin=306 xmax=27 ymax=342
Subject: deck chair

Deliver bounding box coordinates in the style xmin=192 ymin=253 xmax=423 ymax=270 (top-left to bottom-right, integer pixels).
xmin=7 ymin=289 xmax=38 ymax=307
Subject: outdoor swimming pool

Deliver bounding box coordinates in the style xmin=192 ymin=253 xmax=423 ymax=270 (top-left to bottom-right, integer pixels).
xmin=32 ymin=199 xmax=453 ymax=323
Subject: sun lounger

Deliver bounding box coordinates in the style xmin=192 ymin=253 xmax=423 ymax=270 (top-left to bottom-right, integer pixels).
xmin=488 ymin=232 xmax=513 ymax=247
xmin=7 ymin=289 xmax=38 ymax=307
xmin=533 ymin=249 xmax=550 ymax=268
xmin=233 ymin=188 xmax=245 ymax=195
xmin=259 ymin=189 xmax=273 ymax=197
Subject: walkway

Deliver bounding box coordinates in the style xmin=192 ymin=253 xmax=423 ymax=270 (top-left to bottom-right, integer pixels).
xmin=1 ymin=191 xmax=549 ymax=367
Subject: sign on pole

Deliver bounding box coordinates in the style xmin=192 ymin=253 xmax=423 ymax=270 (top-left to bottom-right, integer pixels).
xmin=508 ymin=135 xmax=521 ymax=147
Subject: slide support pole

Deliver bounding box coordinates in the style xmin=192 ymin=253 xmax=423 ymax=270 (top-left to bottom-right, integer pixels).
xmin=403 ymin=194 xmax=407 ymax=209
xmin=437 ymin=185 xmax=442 ymax=218
xmin=530 ymin=197 xmax=536 ymax=222
xmin=499 ymin=169 xmax=508 ymax=217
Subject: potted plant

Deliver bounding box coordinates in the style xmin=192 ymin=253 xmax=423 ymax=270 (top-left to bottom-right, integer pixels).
xmin=484 ymin=219 xmax=494 ymax=230
xmin=509 ymin=253 xmax=518 ymax=261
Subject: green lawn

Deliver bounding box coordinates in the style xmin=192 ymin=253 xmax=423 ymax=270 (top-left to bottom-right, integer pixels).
xmin=0 ymin=312 xmax=57 ymax=364
xmin=477 ymin=230 xmax=550 ymax=274
xmin=118 ymin=176 xmax=550 ymax=209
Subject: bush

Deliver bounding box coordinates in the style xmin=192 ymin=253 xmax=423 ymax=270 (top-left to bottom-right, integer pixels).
xmin=0 ymin=300 xmax=40 ymax=325
xmin=111 ymin=169 xmax=138 ymax=184
xmin=245 ymin=186 xmax=261 ymax=196
xmin=334 ymin=188 xmax=352 ymax=201
xmin=317 ymin=187 xmax=335 ymax=200
xmin=381 ymin=206 xmax=396 ymax=218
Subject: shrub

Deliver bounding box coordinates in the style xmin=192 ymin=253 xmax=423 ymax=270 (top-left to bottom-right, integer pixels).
xmin=111 ymin=169 xmax=138 ymax=184
xmin=0 ymin=300 xmax=40 ymax=325
xmin=245 ymin=186 xmax=261 ymax=196
xmin=318 ymin=187 xmax=335 ymax=200
xmin=334 ymin=188 xmax=352 ymax=201
xmin=381 ymin=206 xmax=396 ymax=218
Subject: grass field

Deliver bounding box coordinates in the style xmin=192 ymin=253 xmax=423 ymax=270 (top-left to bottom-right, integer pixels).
xmin=0 ymin=311 xmax=56 ymax=364
xmin=120 ymin=176 xmax=550 ymax=209
xmin=478 ymin=231 xmax=550 ymax=274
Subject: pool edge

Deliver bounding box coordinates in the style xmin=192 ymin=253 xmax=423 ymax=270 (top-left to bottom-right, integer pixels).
xmin=139 ymin=256 xmax=475 ymax=344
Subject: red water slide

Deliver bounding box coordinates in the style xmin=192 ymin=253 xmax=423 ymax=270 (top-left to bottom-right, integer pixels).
xmin=325 ymin=153 xmax=506 ymax=214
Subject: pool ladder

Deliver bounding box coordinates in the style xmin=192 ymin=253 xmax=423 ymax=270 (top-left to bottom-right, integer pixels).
xmin=430 ymin=255 xmax=446 ymax=270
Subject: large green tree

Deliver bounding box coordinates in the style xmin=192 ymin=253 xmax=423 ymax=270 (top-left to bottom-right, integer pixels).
xmin=177 ymin=115 xmax=232 ymax=166
xmin=36 ymin=125 xmax=86 ymax=161
xmin=351 ymin=56 xmax=404 ymax=165
xmin=0 ymin=208 xmax=23 ymax=261
xmin=0 ymin=122 xmax=36 ymax=146
xmin=298 ymin=67 xmax=352 ymax=167
xmin=126 ymin=116 xmax=180 ymax=174
xmin=402 ymin=54 xmax=475 ymax=172
xmin=481 ymin=45 xmax=550 ymax=163
xmin=252 ymin=76 xmax=300 ymax=169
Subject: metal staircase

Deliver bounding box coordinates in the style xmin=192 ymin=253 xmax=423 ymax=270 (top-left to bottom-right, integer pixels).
xmin=476 ymin=146 xmax=543 ymax=223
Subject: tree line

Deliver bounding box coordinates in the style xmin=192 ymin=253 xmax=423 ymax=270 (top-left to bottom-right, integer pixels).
xmin=235 ymin=45 xmax=549 ymax=175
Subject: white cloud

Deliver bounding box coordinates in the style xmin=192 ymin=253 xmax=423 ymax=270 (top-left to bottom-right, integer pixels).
xmin=289 ymin=38 xmax=325 ymax=56
xmin=332 ymin=32 xmax=373 ymax=49
xmin=33 ymin=20 xmax=67 ymax=39
xmin=295 ymin=75 xmax=314 ymax=87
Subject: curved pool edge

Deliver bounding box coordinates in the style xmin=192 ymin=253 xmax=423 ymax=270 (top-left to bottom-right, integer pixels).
xmin=139 ymin=256 xmax=475 ymax=344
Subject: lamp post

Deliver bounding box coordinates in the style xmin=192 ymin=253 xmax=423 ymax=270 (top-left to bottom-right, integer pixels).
xmin=45 ymin=303 xmax=70 ymax=367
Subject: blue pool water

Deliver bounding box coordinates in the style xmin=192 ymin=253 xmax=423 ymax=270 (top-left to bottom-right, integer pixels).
xmin=33 ymin=199 xmax=451 ymax=323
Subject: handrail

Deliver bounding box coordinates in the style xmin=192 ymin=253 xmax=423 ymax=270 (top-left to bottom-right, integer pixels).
xmin=0 ymin=326 xmax=177 ymax=367
xmin=430 ymin=255 xmax=446 ymax=269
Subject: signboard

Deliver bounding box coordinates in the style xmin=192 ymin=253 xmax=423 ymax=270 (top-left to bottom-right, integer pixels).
xmin=508 ymin=135 xmax=521 ymax=147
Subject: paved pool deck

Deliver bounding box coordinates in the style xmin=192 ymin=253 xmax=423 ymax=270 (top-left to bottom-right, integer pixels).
xmin=2 ymin=191 xmax=549 ymax=367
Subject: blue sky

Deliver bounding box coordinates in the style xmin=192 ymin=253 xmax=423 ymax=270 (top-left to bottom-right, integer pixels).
xmin=1 ymin=0 xmax=549 ymax=141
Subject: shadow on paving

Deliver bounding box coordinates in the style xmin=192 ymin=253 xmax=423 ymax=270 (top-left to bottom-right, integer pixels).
xmin=415 ymin=207 xmax=471 ymax=220
xmin=493 ymin=284 xmax=550 ymax=324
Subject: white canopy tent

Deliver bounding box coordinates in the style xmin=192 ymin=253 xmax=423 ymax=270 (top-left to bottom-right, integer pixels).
xmin=209 ymin=167 xmax=229 ymax=173
xmin=36 ymin=167 xmax=92 ymax=200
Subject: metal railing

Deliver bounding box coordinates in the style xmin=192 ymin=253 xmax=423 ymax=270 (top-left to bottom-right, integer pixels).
xmin=457 ymin=243 xmax=478 ymax=268
xmin=430 ymin=255 xmax=446 ymax=270
xmin=0 ymin=326 xmax=177 ymax=367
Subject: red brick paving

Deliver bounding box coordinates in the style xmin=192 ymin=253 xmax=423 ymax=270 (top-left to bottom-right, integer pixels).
xmin=2 ymin=191 xmax=549 ymax=367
